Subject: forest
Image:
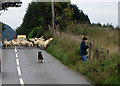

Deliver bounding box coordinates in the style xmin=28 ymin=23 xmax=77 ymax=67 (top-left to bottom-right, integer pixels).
xmin=16 ymin=2 xmax=91 ymax=38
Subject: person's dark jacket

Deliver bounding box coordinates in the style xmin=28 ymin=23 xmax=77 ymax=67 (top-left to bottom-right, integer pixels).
xmin=79 ymin=41 xmax=89 ymax=55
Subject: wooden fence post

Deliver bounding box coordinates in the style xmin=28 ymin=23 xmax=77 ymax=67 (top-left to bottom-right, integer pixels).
xmin=96 ymin=48 xmax=98 ymax=58
xmin=101 ymin=48 xmax=104 ymax=54
xmin=107 ymin=49 xmax=109 ymax=58
xmin=89 ymin=41 xmax=93 ymax=60
xmin=96 ymin=48 xmax=100 ymax=58
xmin=107 ymin=49 xmax=109 ymax=54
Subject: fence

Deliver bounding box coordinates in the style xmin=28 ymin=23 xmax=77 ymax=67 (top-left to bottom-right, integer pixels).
xmin=88 ymin=42 xmax=110 ymax=60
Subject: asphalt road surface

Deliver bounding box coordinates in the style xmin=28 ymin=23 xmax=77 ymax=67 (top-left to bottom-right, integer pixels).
xmin=2 ymin=47 xmax=91 ymax=85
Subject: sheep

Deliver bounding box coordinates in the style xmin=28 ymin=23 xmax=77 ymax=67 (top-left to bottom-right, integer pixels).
xmin=43 ymin=38 xmax=53 ymax=48
xmin=33 ymin=36 xmax=45 ymax=47
xmin=20 ymin=40 xmax=29 ymax=48
xmin=3 ymin=36 xmax=49 ymax=48
xmin=4 ymin=39 xmax=7 ymax=42
xmin=3 ymin=41 xmax=11 ymax=48
xmin=34 ymin=40 xmax=39 ymax=47
xmin=34 ymin=37 xmax=38 ymax=41
xmin=3 ymin=37 xmax=53 ymax=49
xmin=38 ymin=40 xmax=45 ymax=49
xmin=27 ymin=42 xmax=33 ymax=48
xmin=38 ymin=38 xmax=53 ymax=49
xmin=11 ymin=40 xmax=20 ymax=48
xmin=49 ymin=38 xmax=53 ymax=42
xmin=29 ymin=38 xmax=35 ymax=42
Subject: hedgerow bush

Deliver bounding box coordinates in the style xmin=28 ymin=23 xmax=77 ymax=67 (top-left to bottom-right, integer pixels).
xmin=28 ymin=26 xmax=44 ymax=39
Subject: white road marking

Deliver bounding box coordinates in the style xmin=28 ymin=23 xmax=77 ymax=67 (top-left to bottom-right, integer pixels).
xmin=16 ymin=59 xmax=20 ymax=66
xmin=14 ymin=48 xmax=24 ymax=85
xmin=17 ymin=66 xmax=21 ymax=76
xmin=15 ymin=48 xmax=17 ymax=53
xmin=19 ymin=78 xmax=24 ymax=85
xmin=16 ymin=53 xmax=18 ymax=58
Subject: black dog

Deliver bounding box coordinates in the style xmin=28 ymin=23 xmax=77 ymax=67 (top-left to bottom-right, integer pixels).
xmin=38 ymin=51 xmax=43 ymax=63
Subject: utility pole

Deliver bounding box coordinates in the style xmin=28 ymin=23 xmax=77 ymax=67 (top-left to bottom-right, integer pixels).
xmin=51 ymin=0 xmax=55 ymax=35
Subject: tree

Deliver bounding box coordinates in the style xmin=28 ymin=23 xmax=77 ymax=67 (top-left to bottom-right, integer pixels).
xmin=54 ymin=2 xmax=73 ymax=30
xmin=16 ymin=2 xmax=45 ymax=36
xmin=70 ymin=4 xmax=91 ymax=24
xmin=28 ymin=26 xmax=44 ymax=39
xmin=2 ymin=23 xmax=6 ymax=32
xmin=16 ymin=2 xmax=91 ymax=36
xmin=16 ymin=2 xmax=73 ymax=35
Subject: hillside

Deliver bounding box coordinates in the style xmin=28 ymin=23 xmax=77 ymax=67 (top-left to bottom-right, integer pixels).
xmin=46 ymin=24 xmax=119 ymax=84
xmin=2 ymin=23 xmax=16 ymax=41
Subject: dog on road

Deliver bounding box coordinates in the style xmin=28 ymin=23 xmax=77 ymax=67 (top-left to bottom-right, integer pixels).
xmin=38 ymin=51 xmax=43 ymax=63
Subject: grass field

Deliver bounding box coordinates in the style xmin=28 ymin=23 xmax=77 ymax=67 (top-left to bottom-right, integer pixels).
xmin=46 ymin=24 xmax=120 ymax=84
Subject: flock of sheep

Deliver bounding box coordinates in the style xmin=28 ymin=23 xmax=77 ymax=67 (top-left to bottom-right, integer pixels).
xmin=3 ymin=36 xmax=53 ymax=49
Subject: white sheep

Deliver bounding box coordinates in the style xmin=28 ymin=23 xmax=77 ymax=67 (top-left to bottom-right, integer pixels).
xmin=27 ymin=42 xmax=33 ymax=47
xmin=20 ymin=40 xmax=29 ymax=47
xmin=29 ymin=38 xmax=35 ymax=42
xmin=43 ymin=38 xmax=53 ymax=48
xmin=38 ymin=38 xmax=53 ymax=49
xmin=3 ymin=41 xmax=11 ymax=48
xmin=33 ymin=36 xmax=45 ymax=47
xmin=34 ymin=40 xmax=39 ymax=46
xmin=11 ymin=40 xmax=20 ymax=47
xmin=38 ymin=40 xmax=45 ymax=49
xmin=4 ymin=39 xmax=7 ymax=42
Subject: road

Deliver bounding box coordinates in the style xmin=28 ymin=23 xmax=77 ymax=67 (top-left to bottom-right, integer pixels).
xmin=2 ymin=47 xmax=91 ymax=85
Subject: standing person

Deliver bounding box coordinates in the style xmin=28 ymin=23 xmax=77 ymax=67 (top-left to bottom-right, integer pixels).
xmin=79 ymin=37 xmax=90 ymax=62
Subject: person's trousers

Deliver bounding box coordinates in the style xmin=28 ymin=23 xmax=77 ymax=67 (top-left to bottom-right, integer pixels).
xmin=81 ymin=55 xmax=87 ymax=62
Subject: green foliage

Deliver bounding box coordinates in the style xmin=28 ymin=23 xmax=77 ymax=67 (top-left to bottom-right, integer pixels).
xmin=66 ymin=24 xmax=106 ymax=37
xmin=46 ymin=28 xmax=119 ymax=84
xmin=16 ymin=2 xmax=45 ymax=36
xmin=70 ymin=4 xmax=91 ymax=24
xmin=54 ymin=2 xmax=73 ymax=30
xmin=16 ymin=2 xmax=90 ymax=36
xmin=43 ymin=31 xmax=52 ymax=40
xmin=92 ymin=23 xmax=115 ymax=29
xmin=46 ymin=36 xmax=120 ymax=84
xmin=65 ymin=24 xmax=118 ymax=47
xmin=2 ymin=23 xmax=6 ymax=32
xmin=28 ymin=26 xmax=44 ymax=39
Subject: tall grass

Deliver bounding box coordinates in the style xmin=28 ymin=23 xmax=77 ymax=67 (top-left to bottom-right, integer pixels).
xmin=65 ymin=24 xmax=118 ymax=54
xmin=46 ymin=25 xmax=119 ymax=84
xmin=46 ymin=36 xmax=120 ymax=84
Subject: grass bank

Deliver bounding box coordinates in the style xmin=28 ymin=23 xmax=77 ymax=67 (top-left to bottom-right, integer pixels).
xmin=46 ymin=24 xmax=120 ymax=84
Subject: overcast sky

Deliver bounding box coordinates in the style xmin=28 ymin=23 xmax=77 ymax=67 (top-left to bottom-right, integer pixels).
xmin=0 ymin=0 xmax=119 ymax=29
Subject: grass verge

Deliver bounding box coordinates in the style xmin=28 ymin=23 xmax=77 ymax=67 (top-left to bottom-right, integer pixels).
xmin=46 ymin=29 xmax=120 ymax=84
